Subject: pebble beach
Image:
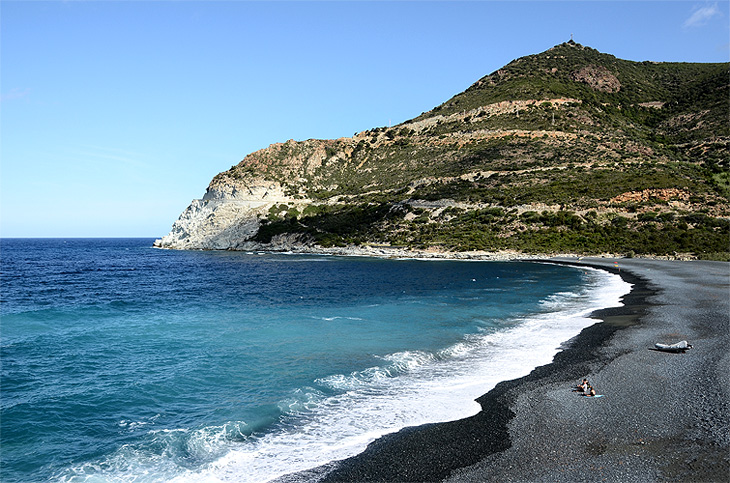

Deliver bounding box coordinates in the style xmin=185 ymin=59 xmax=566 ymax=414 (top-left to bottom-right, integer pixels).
xmin=302 ymin=257 xmax=729 ymax=482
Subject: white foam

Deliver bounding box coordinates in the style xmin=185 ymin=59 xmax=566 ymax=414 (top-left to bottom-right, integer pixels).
xmin=315 ymin=316 xmax=364 ymax=322
xmin=177 ymin=268 xmax=629 ymax=483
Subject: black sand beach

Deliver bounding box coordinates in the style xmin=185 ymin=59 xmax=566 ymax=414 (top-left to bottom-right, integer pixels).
xmin=302 ymin=258 xmax=729 ymax=482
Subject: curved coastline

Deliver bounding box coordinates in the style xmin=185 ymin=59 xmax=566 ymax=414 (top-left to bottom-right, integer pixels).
xmin=278 ymin=257 xmax=729 ymax=482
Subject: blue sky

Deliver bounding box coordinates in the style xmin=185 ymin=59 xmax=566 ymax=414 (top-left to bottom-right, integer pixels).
xmin=1 ymin=1 xmax=728 ymax=238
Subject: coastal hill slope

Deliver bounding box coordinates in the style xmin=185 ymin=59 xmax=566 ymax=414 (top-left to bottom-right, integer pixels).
xmin=155 ymin=41 xmax=729 ymax=258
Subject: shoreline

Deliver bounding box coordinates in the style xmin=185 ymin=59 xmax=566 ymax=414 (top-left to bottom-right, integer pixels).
xmin=229 ymin=243 xmax=712 ymax=262
xmin=278 ymin=256 xmax=729 ymax=482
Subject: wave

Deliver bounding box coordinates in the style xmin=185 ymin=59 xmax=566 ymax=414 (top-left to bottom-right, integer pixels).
xmin=56 ymin=267 xmax=630 ymax=483
xmin=56 ymin=422 xmax=252 ymax=483
xmin=312 ymin=316 xmax=365 ymax=322
xmin=315 ymin=350 xmax=437 ymax=391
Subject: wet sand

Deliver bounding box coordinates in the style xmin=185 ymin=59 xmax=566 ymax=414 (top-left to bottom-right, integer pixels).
xmin=310 ymin=258 xmax=729 ymax=482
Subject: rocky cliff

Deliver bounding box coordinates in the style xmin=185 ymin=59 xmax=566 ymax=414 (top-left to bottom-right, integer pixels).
xmin=154 ymin=137 xmax=347 ymax=249
xmin=155 ymin=173 xmax=297 ymax=249
xmin=156 ymin=42 xmax=729 ymax=258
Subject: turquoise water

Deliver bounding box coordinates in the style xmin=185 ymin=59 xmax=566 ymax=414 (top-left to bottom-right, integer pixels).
xmin=0 ymin=239 xmax=630 ymax=482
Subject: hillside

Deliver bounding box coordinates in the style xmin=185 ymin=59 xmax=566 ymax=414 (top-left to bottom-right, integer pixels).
xmin=155 ymin=42 xmax=729 ymax=259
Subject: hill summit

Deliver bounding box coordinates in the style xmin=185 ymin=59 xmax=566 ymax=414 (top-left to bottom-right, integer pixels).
xmin=155 ymin=42 xmax=729 ymax=259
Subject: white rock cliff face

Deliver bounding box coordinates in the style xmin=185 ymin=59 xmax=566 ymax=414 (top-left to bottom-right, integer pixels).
xmin=154 ymin=176 xmax=297 ymax=250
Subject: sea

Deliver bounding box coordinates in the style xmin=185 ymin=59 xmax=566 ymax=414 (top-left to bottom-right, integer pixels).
xmin=0 ymin=238 xmax=631 ymax=483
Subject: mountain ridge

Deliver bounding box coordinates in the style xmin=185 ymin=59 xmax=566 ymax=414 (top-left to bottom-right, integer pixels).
xmin=155 ymin=42 xmax=729 ymax=259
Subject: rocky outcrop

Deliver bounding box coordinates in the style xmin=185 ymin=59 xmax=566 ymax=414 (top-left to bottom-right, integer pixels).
xmin=610 ymin=188 xmax=691 ymax=204
xmin=154 ymin=175 xmax=301 ymax=250
xmin=155 ymin=133 xmax=342 ymax=250
xmin=570 ymin=65 xmax=621 ymax=93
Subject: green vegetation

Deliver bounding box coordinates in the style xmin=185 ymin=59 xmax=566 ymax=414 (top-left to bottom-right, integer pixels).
xmin=252 ymin=202 xmax=729 ymax=258
xmin=254 ymin=203 xmax=405 ymax=247
xmin=217 ymin=42 xmax=729 ymax=259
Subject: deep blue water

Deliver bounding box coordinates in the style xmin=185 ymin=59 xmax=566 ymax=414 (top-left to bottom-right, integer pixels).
xmin=0 ymin=239 xmax=630 ymax=482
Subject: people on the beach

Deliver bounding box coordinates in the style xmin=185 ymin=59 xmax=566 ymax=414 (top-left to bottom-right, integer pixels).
xmin=574 ymin=378 xmax=597 ymax=396
xmin=575 ymin=378 xmax=589 ymax=393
